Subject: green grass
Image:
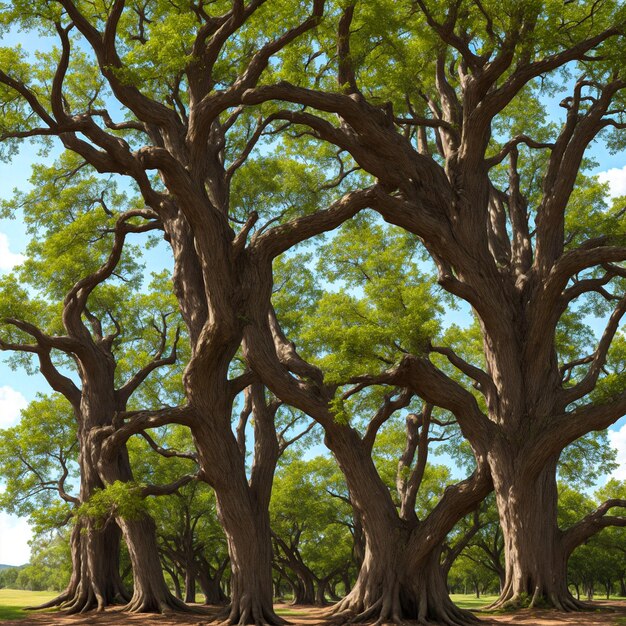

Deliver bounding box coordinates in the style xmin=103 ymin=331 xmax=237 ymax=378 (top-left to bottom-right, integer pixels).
xmin=450 ymin=594 xmax=499 ymax=611
xmin=0 ymin=589 xmax=56 ymax=621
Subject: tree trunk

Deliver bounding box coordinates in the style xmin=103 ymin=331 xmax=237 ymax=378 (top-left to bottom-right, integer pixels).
xmin=619 ymin=575 xmax=626 ymax=597
xmin=321 ymin=426 xmax=481 ymax=626
xmin=185 ymin=566 xmax=196 ymax=604
xmin=333 ymin=543 xmax=477 ymax=626
xmin=163 ymin=563 xmax=183 ymax=600
xmin=489 ymin=454 xmax=583 ymax=611
xmin=292 ymin=576 xmax=316 ymax=605
xmin=117 ymin=514 xmax=190 ymax=612
xmin=315 ymin=577 xmax=329 ymax=606
xmin=197 ymin=566 xmax=228 ymax=605
xmin=98 ymin=446 xmax=190 ymax=613
xmin=214 ymin=496 xmax=284 ymax=625
xmin=28 ymin=519 xmax=128 ymax=613
xmin=191 ymin=413 xmax=284 ymax=626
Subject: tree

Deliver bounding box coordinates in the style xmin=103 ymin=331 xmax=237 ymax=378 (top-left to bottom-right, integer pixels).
xmin=128 ymin=426 xmax=230 ymax=605
xmin=0 ymin=170 xmax=194 ymax=612
xmin=270 ymin=454 xmax=353 ymax=605
xmin=241 ymin=223 xmax=492 ymax=625
xmin=238 ymin=0 xmax=626 ymax=611
xmin=0 ymin=2 xmax=359 ymax=621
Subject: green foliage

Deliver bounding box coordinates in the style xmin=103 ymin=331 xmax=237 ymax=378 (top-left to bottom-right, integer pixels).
xmin=0 ymin=394 xmax=76 ymax=531
xmin=294 ymin=215 xmax=442 ymax=383
xmin=77 ymin=481 xmax=147 ymax=525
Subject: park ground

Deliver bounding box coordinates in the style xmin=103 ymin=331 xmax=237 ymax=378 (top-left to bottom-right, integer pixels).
xmin=3 ymin=592 xmax=626 ymax=625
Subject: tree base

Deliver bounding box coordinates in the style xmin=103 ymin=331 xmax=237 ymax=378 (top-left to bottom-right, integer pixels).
xmin=327 ymin=583 xmax=479 ymax=626
xmin=26 ymin=583 xmax=129 ymax=614
xmin=487 ymin=587 xmax=591 ymax=612
xmin=210 ymin=597 xmax=289 ymax=626
xmin=123 ymin=590 xmax=197 ymax=614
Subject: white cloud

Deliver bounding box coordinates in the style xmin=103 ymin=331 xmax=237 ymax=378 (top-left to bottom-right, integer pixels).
xmin=0 ymin=513 xmax=32 ymax=566
xmin=0 ymin=232 xmax=24 ymax=270
xmin=0 ymin=386 xmax=28 ymax=429
xmin=608 ymin=421 xmax=626 ymax=481
xmin=598 ymin=165 xmax=626 ymax=200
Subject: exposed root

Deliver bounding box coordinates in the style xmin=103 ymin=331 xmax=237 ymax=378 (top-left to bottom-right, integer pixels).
xmin=210 ymin=596 xmax=288 ymax=626
xmin=122 ymin=591 xmax=200 ymax=614
xmin=326 ymin=587 xmax=478 ymax=626
xmin=487 ymin=586 xmax=590 ymax=613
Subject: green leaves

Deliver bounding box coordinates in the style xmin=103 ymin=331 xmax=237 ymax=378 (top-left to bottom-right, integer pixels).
xmin=77 ymin=481 xmax=147 ymax=525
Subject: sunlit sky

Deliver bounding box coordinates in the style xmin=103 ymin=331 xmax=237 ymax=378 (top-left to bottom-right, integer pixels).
xmin=0 ymin=28 xmax=625 ymax=566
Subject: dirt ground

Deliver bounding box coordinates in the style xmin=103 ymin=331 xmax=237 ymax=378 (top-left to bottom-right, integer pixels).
xmin=3 ymin=601 xmax=626 ymax=626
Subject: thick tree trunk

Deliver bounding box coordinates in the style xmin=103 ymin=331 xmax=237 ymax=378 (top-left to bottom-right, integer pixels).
xmin=332 ymin=544 xmax=477 ymax=626
xmin=214 ymin=498 xmax=284 ymax=625
xmin=191 ymin=410 xmax=284 ymax=626
xmin=315 ymin=578 xmax=330 ymax=606
xmin=323 ymin=427 xmax=480 ymax=626
xmin=489 ymin=454 xmax=583 ymax=611
xmin=117 ymin=514 xmax=191 ymax=612
xmin=198 ymin=568 xmax=228 ymax=605
xmin=98 ymin=447 xmax=191 ymax=614
xmin=28 ymin=519 xmax=128 ymax=613
xmin=292 ymin=576 xmax=316 ymax=605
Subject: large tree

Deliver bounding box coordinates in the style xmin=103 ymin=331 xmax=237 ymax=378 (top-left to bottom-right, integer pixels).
xmin=0 ymin=2 xmax=363 ymax=621
xmin=0 ymin=166 xmax=194 ymax=612
xmin=238 ymin=0 xmax=626 ymax=611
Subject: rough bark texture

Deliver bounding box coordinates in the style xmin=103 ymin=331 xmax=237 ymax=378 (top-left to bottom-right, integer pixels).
xmin=29 ymin=519 xmax=128 ymax=613
xmin=489 ymin=455 xmax=583 ymax=610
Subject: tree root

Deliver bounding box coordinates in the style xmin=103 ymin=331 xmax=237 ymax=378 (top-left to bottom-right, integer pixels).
xmin=487 ymin=587 xmax=590 ymax=612
xmin=123 ymin=591 xmax=201 ymax=614
xmin=326 ymin=586 xmax=479 ymax=626
xmin=209 ymin=595 xmax=289 ymax=626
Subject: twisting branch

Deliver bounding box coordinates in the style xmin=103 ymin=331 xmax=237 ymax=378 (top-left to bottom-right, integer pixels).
xmin=250 ymin=185 xmax=380 ymax=261
xmin=397 ymin=404 xmax=432 ymax=520
xmin=63 ymin=208 xmax=161 ymax=337
xmin=362 ymin=388 xmax=414 ymax=452
xmin=562 ymin=499 xmax=626 ymax=556
xmin=429 ymin=343 xmax=497 ymax=401
xmin=337 ymin=3 xmax=358 ymax=94
xmin=117 ymin=319 xmax=181 ymax=405
xmin=485 ymin=135 xmax=554 ymax=168
xmin=101 ymin=405 xmax=195 ymax=460
xmin=236 ymin=386 xmax=253 ymax=458
xmin=140 ymin=472 xmax=200 ymax=498
xmin=560 ymin=294 xmax=626 ymax=404
xmin=138 ymin=431 xmax=198 ymax=462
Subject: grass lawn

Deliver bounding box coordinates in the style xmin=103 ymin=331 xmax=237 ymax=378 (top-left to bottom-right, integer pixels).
xmin=0 ymin=590 xmax=56 ymax=621
xmin=451 ymin=594 xmax=499 ymax=611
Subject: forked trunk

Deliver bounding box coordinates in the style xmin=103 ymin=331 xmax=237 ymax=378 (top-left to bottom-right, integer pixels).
xmin=332 ymin=542 xmax=477 ymax=626
xmin=292 ymin=577 xmax=316 ymax=605
xmin=325 ymin=428 xmax=479 ymax=625
xmin=489 ymin=454 xmax=584 ymax=611
xmin=198 ymin=567 xmax=228 ymax=605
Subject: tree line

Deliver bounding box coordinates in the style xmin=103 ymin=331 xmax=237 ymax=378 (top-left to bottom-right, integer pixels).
xmin=0 ymin=1 xmax=626 ymax=625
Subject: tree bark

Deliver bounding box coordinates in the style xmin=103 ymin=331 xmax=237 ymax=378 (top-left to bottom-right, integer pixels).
xmin=488 ymin=454 xmax=583 ymax=611
xmin=185 ymin=567 xmax=196 ymax=604
xmin=28 ymin=518 xmax=128 ymax=613
xmin=324 ymin=428 xmax=482 ymax=626
xmin=97 ymin=443 xmax=190 ymax=614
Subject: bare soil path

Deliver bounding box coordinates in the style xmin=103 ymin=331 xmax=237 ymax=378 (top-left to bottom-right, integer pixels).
xmin=2 ymin=601 xmax=626 ymax=625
